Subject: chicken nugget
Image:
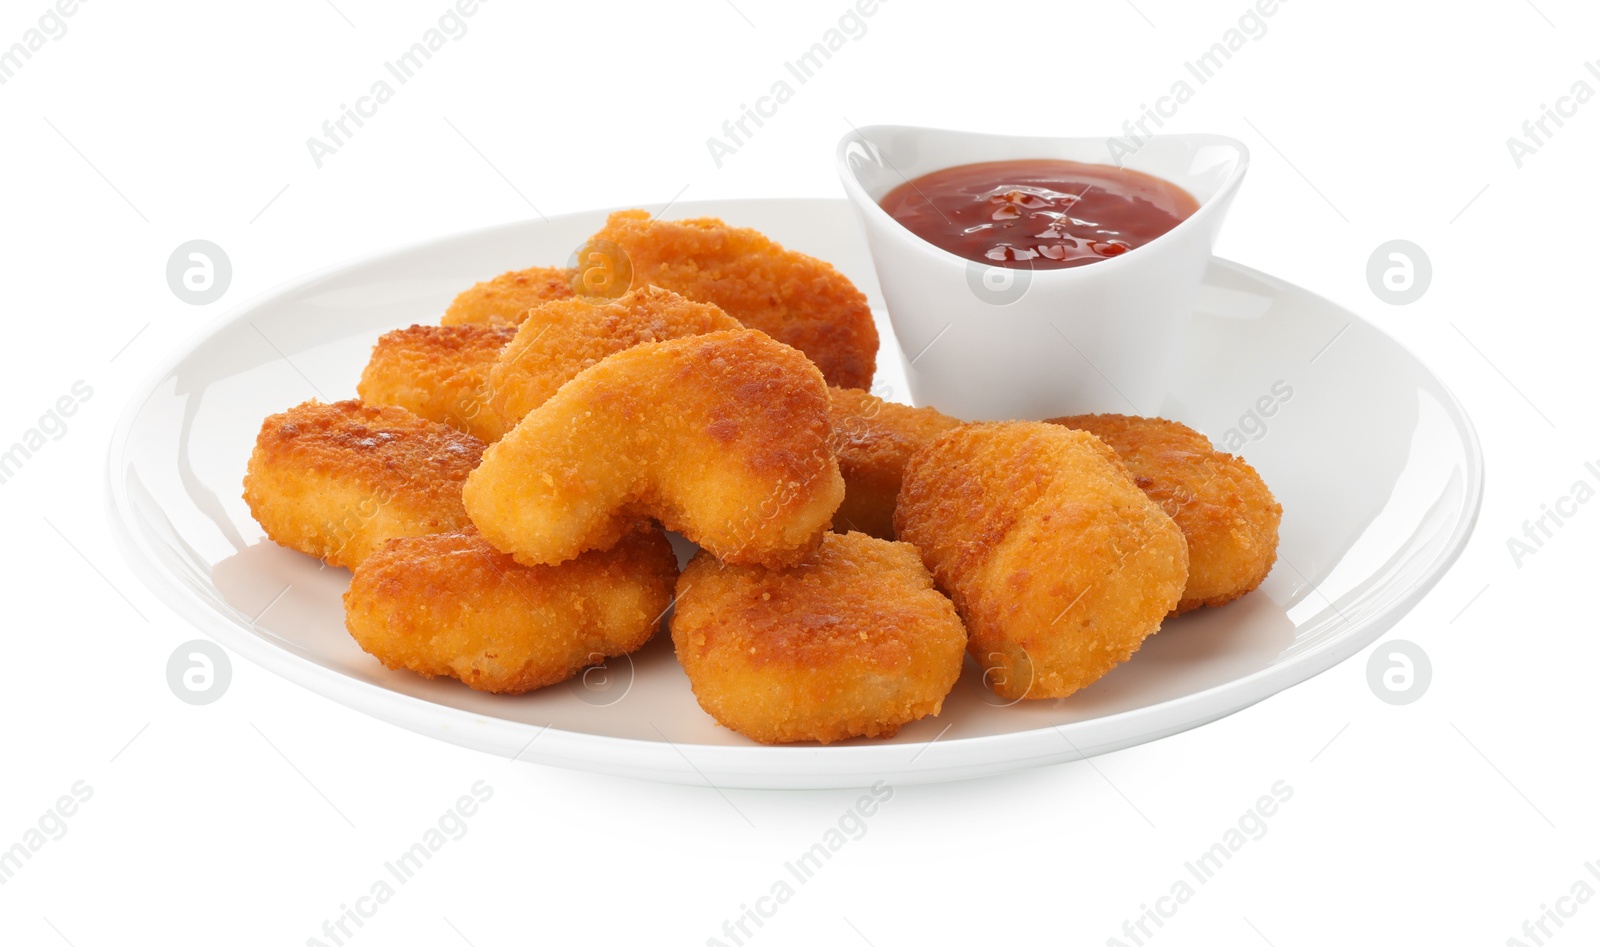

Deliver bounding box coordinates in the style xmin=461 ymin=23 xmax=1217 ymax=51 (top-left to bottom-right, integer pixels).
xmin=441 ymin=265 xmax=576 ymax=327
xmin=671 ymin=531 xmax=967 ymax=744
xmin=1048 ymin=413 xmax=1280 ymax=612
xmin=357 ymin=324 xmax=514 ymax=443
xmin=464 ymin=329 xmax=843 ymax=569
xmin=243 ymin=400 xmax=483 ymax=569
xmin=828 ymin=386 xmax=963 ymax=539
xmin=579 ymin=210 xmax=878 ymax=389
xmin=895 ymin=422 xmax=1188 ymax=701
xmin=345 ymin=528 xmax=677 ymax=695
xmin=484 ymin=285 xmax=741 ymax=441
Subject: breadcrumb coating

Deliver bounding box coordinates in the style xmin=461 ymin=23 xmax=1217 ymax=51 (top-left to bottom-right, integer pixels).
xmin=243 ymin=400 xmax=484 ymax=568
xmin=346 ymin=528 xmax=676 ymax=694
xmin=672 ymin=531 xmax=967 ymax=743
xmin=895 ymin=422 xmax=1188 ymax=700
xmin=441 ymin=265 xmax=577 ymax=327
xmin=580 ymin=210 xmax=878 ymax=389
xmin=827 ymin=386 xmax=963 ymax=539
xmin=357 ymin=323 xmax=515 ymax=443
xmin=1049 ymin=413 xmax=1280 ymax=612
xmin=484 ymin=285 xmax=741 ymax=440
xmin=464 ymin=329 xmax=843 ymax=569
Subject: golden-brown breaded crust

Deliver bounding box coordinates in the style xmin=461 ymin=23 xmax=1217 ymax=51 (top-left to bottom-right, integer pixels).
xmin=581 ymin=210 xmax=878 ymax=389
xmin=827 ymin=386 xmax=963 ymax=540
xmin=484 ymin=285 xmax=741 ymax=441
xmin=345 ymin=528 xmax=677 ymax=694
xmin=242 ymin=400 xmax=484 ymax=568
xmin=441 ymin=265 xmax=577 ymax=327
xmin=1049 ymin=414 xmax=1281 ymax=612
xmin=671 ymin=531 xmax=967 ymax=744
xmin=894 ymin=422 xmax=1188 ymax=701
xmin=357 ymin=324 xmax=515 ymax=443
xmin=465 ymin=329 xmax=844 ymax=569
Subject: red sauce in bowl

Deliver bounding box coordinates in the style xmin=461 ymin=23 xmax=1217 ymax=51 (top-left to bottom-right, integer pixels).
xmin=878 ymin=159 xmax=1200 ymax=269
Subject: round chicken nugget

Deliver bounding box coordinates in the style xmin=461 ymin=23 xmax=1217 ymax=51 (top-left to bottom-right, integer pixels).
xmin=580 ymin=210 xmax=878 ymax=389
xmin=346 ymin=528 xmax=677 ymax=694
xmin=1049 ymin=414 xmax=1280 ymax=612
xmin=828 ymin=386 xmax=963 ymax=540
xmin=485 ymin=285 xmax=741 ymax=440
xmin=243 ymin=400 xmax=484 ymax=569
xmin=894 ymin=422 xmax=1188 ymax=701
xmin=671 ymin=531 xmax=967 ymax=744
xmin=441 ymin=265 xmax=577 ymax=327
xmin=357 ymin=323 xmax=515 ymax=443
xmin=465 ymin=329 xmax=843 ymax=569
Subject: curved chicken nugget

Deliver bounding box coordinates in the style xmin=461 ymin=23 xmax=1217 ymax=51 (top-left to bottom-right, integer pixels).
xmin=346 ymin=528 xmax=675 ymax=694
xmin=895 ymin=422 xmax=1188 ymax=701
xmin=357 ymin=324 xmax=514 ymax=443
xmin=828 ymin=386 xmax=963 ymax=540
xmin=672 ymin=531 xmax=967 ymax=744
xmin=243 ymin=400 xmax=484 ymax=568
xmin=484 ymin=285 xmax=741 ymax=440
xmin=580 ymin=210 xmax=878 ymax=389
xmin=441 ymin=265 xmax=576 ymax=327
xmin=464 ymin=329 xmax=843 ymax=569
xmin=1049 ymin=414 xmax=1280 ymax=612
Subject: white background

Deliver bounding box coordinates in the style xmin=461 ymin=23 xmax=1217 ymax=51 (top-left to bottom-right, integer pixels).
xmin=2 ymin=0 xmax=1597 ymax=944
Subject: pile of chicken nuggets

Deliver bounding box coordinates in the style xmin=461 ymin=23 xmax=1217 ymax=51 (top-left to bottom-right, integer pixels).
xmin=243 ymin=209 xmax=1283 ymax=745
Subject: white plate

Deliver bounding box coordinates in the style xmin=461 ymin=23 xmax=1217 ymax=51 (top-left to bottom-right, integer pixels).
xmin=108 ymin=198 xmax=1482 ymax=789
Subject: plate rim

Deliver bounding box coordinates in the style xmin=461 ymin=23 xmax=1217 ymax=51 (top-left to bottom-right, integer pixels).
xmin=105 ymin=197 xmax=1485 ymax=789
